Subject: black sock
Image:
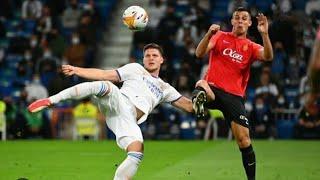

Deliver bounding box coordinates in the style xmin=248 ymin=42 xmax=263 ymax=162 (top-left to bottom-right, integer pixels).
xmin=240 ymin=144 xmax=256 ymax=180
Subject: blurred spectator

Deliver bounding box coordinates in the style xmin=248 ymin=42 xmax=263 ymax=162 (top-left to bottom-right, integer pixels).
xmin=285 ymin=54 xmax=303 ymax=86
xmin=62 ymin=0 xmax=82 ymax=29
xmin=73 ymin=98 xmax=98 ymax=119
xmin=157 ymin=5 xmax=181 ymax=60
xmin=28 ymin=34 xmax=43 ymax=61
xmin=4 ymin=96 xmax=22 ymax=139
xmin=299 ymin=76 xmax=310 ymax=106
xmin=148 ymin=0 xmax=166 ymax=29
xmin=176 ymin=24 xmax=198 ymax=46
xmin=22 ymin=0 xmax=42 ymax=20
xmin=255 ymin=69 xmax=279 ymax=108
xmin=251 ymin=95 xmax=276 ymax=139
xmin=294 ymin=101 xmax=320 ymax=139
xmin=270 ymin=13 xmax=297 ymax=55
xmin=276 ymin=0 xmax=292 ymax=14
xmin=24 ymin=74 xmax=48 ymax=102
xmin=271 ymin=42 xmax=286 ymax=84
xmin=35 ymin=5 xmax=54 ymax=36
xmin=305 ymin=0 xmax=320 ymax=16
xmin=302 ymin=21 xmax=317 ymax=64
xmin=77 ymin=12 xmax=97 ymax=48
xmin=47 ymin=66 xmax=72 ymax=96
xmin=36 ymin=47 xmax=60 ymax=87
xmin=64 ymin=33 xmax=86 ymax=67
xmin=48 ymin=28 xmax=67 ymax=58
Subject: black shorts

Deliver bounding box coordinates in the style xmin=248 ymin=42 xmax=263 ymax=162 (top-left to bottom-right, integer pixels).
xmin=206 ymin=86 xmax=250 ymax=128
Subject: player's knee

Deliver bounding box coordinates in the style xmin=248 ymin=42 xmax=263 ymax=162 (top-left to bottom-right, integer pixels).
xmin=236 ymin=134 xmax=251 ymax=148
xmin=126 ymin=141 xmax=144 ymax=153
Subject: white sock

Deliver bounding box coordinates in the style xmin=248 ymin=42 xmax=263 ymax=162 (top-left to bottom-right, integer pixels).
xmin=49 ymin=81 xmax=109 ymax=104
xmin=114 ymin=152 xmax=143 ymax=180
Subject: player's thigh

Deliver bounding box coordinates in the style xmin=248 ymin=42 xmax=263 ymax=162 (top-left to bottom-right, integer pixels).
xmin=106 ymin=96 xmax=143 ymax=151
xmin=219 ymin=91 xmax=249 ymax=128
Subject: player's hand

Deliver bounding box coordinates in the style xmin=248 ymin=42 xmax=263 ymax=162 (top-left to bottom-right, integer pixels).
xmin=207 ymin=24 xmax=220 ymax=38
xmin=256 ymin=13 xmax=268 ymax=34
xmin=62 ymin=64 xmax=76 ymax=76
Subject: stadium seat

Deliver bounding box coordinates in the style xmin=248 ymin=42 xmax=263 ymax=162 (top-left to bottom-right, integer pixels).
xmin=276 ymin=119 xmax=295 ymax=139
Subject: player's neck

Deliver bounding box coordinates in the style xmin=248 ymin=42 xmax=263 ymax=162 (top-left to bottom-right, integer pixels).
xmin=231 ymin=31 xmax=247 ymax=38
xmin=149 ymin=71 xmax=159 ymax=78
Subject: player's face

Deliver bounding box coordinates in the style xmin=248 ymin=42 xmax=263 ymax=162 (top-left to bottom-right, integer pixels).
xmin=231 ymin=11 xmax=252 ymax=36
xmin=143 ymin=48 xmax=164 ymax=72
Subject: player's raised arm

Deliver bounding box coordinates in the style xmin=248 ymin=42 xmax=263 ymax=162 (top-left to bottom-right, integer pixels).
xmin=256 ymin=13 xmax=273 ymax=61
xmin=195 ymin=24 xmax=220 ymax=58
xmin=62 ymin=65 xmax=120 ymax=82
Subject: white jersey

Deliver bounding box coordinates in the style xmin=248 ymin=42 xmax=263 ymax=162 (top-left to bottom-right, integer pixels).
xmin=116 ymin=63 xmax=182 ymax=124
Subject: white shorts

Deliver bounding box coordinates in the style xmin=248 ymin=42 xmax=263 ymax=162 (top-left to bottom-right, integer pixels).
xmin=96 ymin=82 xmax=143 ymax=150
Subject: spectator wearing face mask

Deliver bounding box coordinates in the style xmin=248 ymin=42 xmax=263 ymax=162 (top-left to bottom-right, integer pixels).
xmin=250 ymin=95 xmax=276 ymax=139
xmin=63 ymin=33 xmax=86 ymax=67
xmin=62 ymin=0 xmax=82 ymax=29
xmin=25 ymin=74 xmax=48 ymax=102
xmin=294 ymin=96 xmax=320 ymax=139
xmin=22 ymin=0 xmax=42 ymax=20
xmin=28 ymin=34 xmax=43 ymax=62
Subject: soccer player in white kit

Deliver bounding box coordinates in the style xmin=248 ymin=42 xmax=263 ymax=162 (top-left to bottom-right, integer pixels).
xmin=28 ymin=43 xmax=193 ymax=179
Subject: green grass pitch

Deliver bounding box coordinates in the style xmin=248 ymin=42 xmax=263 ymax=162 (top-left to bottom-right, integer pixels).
xmin=0 ymin=140 xmax=319 ymax=180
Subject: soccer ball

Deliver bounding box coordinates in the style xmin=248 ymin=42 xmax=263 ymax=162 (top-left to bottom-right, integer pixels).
xmin=122 ymin=6 xmax=148 ymax=31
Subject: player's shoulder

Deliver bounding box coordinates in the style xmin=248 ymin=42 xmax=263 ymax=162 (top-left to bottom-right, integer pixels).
xmin=125 ymin=63 xmax=144 ymax=69
xmin=157 ymin=78 xmax=174 ymax=90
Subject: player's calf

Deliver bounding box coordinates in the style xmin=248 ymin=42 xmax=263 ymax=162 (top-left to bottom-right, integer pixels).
xmin=114 ymin=151 xmax=143 ymax=180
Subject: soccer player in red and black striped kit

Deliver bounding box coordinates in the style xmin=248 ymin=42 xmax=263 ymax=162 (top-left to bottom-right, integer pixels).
xmin=193 ymin=7 xmax=273 ymax=180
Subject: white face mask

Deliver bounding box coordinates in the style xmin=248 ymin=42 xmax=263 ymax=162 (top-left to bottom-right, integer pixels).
xmin=30 ymin=40 xmax=38 ymax=47
xmin=72 ymin=37 xmax=80 ymax=45
xmin=188 ymin=48 xmax=195 ymax=54
xmin=43 ymin=51 xmax=52 ymax=58
xmin=24 ymin=54 xmax=32 ymax=60
xmin=278 ymin=97 xmax=285 ymax=104
xmin=33 ymin=78 xmax=41 ymax=84
xmin=256 ymin=104 xmax=264 ymax=110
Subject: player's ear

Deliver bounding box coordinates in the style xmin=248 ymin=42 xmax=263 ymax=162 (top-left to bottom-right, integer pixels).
xmin=230 ymin=17 xmax=234 ymax=26
xmin=160 ymin=56 xmax=164 ymax=64
xmin=248 ymin=18 xmax=252 ymax=26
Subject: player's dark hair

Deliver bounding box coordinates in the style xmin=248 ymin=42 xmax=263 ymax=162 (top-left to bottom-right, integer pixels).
xmin=233 ymin=7 xmax=251 ymax=18
xmin=143 ymin=43 xmax=164 ymax=57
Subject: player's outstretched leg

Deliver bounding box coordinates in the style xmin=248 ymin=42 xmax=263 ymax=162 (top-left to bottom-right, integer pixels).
xmin=114 ymin=141 xmax=144 ymax=180
xmin=231 ymin=122 xmax=256 ymax=180
xmin=28 ymin=81 xmax=110 ymax=113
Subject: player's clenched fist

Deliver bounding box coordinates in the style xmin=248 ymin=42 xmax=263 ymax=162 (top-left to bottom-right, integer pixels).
xmin=62 ymin=64 xmax=76 ymax=76
xmin=207 ymin=24 xmax=220 ymax=37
